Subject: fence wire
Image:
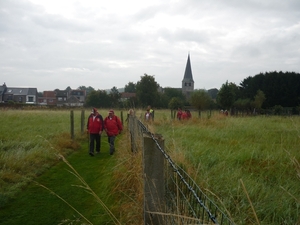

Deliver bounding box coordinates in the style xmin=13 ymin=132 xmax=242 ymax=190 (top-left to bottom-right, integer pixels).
xmin=128 ymin=116 xmax=235 ymax=225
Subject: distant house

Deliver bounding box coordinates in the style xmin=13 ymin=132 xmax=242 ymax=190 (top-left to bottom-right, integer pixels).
xmin=55 ymin=90 xmax=68 ymax=106
xmin=68 ymin=90 xmax=86 ymax=106
xmin=2 ymin=86 xmax=38 ymax=104
xmin=121 ymin=92 xmax=136 ymax=99
xmin=38 ymin=91 xmax=57 ymax=106
xmin=0 ymin=83 xmax=7 ymax=102
xmin=38 ymin=89 xmax=86 ymax=107
xmin=120 ymin=92 xmax=136 ymax=102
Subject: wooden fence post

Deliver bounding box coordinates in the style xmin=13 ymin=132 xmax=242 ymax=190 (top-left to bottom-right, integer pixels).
xmin=120 ymin=111 xmax=124 ymax=124
xmin=70 ymin=110 xmax=74 ymax=140
xmin=143 ymin=134 xmax=165 ymax=225
xmin=81 ymin=109 xmax=85 ymax=134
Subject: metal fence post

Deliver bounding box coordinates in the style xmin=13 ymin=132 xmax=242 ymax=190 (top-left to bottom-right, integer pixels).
xmin=143 ymin=134 xmax=165 ymax=225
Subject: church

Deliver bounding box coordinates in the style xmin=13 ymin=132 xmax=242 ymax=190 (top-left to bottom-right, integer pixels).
xmin=181 ymin=54 xmax=195 ymax=98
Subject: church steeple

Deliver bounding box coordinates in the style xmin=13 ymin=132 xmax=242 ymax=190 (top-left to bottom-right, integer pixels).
xmin=182 ymin=53 xmax=194 ymax=97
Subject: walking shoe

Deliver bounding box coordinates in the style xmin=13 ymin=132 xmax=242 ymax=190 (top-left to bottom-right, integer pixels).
xmin=89 ymin=152 xmax=94 ymax=156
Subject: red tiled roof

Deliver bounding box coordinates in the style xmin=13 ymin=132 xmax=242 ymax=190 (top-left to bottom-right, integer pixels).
xmin=121 ymin=92 xmax=136 ymax=98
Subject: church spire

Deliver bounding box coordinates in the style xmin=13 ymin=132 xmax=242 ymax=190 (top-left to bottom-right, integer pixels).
xmin=183 ymin=53 xmax=194 ymax=82
xmin=182 ymin=53 xmax=195 ymax=97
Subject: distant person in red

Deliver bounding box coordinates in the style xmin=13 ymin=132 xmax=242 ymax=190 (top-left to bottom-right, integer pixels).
xmin=177 ymin=108 xmax=183 ymax=120
xmin=186 ymin=110 xmax=192 ymax=119
xmin=104 ymin=109 xmax=123 ymax=155
xmin=181 ymin=110 xmax=188 ymax=120
xmin=87 ymin=108 xmax=104 ymax=156
xmin=181 ymin=109 xmax=192 ymax=120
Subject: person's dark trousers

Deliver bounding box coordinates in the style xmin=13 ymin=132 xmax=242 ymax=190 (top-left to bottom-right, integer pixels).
xmin=89 ymin=133 xmax=101 ymax=155
xmin=108 ymin=136 xmax=116 ymax=155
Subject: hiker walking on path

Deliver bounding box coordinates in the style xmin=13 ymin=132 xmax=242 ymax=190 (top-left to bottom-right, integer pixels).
xmin=87 ymin=108 xmax=104 ymax=156
xmin=145 ymin=108 xmax=153 ymax=122
xmin=104 ymin=109 xmax=123 ymax=155
xmin=177 ymin=108 xmax=183 ymax=120
xmin=147 ymin=105 xmax=154 ymax=120
xmin=125 ymin=108 xmax=134 ymax=123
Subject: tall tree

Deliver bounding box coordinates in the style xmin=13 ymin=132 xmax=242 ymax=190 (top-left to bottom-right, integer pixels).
xmin=207 ymin=88 xmax=219 ymax=99
xmin=109 ymin=86 xmax=121 ymax=107
xmin=78 ymin=86 xmax=95 ymax=95
xmin=239 ymin=71 xmax=300 ymax=108
xmin=253 ymin=89 xmax=266 ymax=112
xmin=163 ymin=88 xmax=186 ymax=101
xmin=168 ymin=97 xmax=184 ymax=110
xmin=85 ymin=90 xmax=111 ymax=108
xmin=189 ymin=89 xmax=212 ymax=114
xmin=65 ymin=86 xmax=72 ymax=92
xmin=124 ymin=82 xmax=136 ymax=93
xmin=136 ymin=74 xmax=159 ymax=107
xmin=156 ymin=87 xmax=186 ymax=108
xmin=85 ymin=90 xmax=100 ymax=107
xmin=217 ymin=81 xmax=238 ymax=110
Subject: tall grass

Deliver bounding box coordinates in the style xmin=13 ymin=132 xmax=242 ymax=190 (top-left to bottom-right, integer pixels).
xmin=1 ymin=109 xmax=299 ymax=224
xmin=150 ymin=110 xmax=300 ymax=224
xmin=111 ymin=134 xmax=144 ymax=224
xmin=0 ymin=110 xmax=82 ymax=206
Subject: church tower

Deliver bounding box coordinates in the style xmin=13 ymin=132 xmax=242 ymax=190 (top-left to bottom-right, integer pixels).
xmin=182 ymin=53 xmax=194 ymax=98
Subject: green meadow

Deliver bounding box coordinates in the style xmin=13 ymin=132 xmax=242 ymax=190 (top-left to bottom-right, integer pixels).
xmin=150 ymin=110 xmax=300 ymax=224
xmin=0 ymin=109 xmax=299 ymax=224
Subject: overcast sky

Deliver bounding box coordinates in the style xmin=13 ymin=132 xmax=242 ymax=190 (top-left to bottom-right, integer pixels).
xmin=1 ymin=0 xmax=300 ymax=92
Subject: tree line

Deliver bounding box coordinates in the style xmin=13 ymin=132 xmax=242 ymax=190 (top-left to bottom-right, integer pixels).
xmin=64 ymin=71 xmax=300 ymax=115
xmin=218 ymin=71 xmax=300 ymax=114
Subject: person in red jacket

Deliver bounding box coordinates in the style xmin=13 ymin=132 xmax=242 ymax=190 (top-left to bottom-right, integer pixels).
xmin=181 ymin=110 xmax=188 ymax=120
xmin=176 ymin=108 xmax=183 ymax=120
xmin=104 ymin=109 xmax=123 ymax=155
xmin=87 ymin=108 xmax=104 ymax=156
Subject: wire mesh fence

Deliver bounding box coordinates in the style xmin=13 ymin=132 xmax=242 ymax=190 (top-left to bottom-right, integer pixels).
xmin=128 ymin=115 xmax=235 ymax=225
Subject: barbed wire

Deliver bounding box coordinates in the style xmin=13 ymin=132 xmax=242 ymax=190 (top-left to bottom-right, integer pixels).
xmin=131 ymin=117 xmax=235 ymax=225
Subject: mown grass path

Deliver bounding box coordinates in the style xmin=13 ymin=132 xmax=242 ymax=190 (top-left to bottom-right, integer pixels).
xmin=0 ymin=139 xmax=118 ymax=225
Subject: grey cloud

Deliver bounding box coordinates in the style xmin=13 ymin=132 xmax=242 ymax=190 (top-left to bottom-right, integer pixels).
xmin=1 ymin=0 xmax=300 ymax=91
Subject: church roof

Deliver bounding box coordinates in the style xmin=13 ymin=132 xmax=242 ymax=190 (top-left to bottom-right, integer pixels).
xmin=182 ymin=54 xmax=194 ymax=82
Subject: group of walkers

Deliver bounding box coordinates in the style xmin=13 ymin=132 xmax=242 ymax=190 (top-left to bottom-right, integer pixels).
xmin=86 ymin=108 xmax=122 ymax=156
xmin=176 ymin=108 xmax=192 ymax=120
xmin=87 ymin=106 xmax=192 ymax=156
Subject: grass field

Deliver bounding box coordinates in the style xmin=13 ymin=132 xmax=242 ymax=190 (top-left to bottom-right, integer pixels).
xmin=149 ymin=110 xmax=300 ymax=224
xmin=0 ymin=109 xmax=128 ymax=224
xmin=0 ymin=109 xmax=299 ymax=224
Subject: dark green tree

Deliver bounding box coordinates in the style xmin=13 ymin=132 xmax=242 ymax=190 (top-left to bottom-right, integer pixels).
xmin=217 ymin=81 xmax=238 ymax=110
xmin=124 ymin=82 xmax=136 ymax=93
xmin=85 ymin=90 xmax=111 ymax=108
xmin=190 ymin=89 xmax=212 ymax=117
xmin=164 ymin=88 xmax=186 ymax=101
xmin=168 ymin=97 xmax=184 ymax=110
xmin=78 ymin=86 xmax=95 ymax=95
xmin=239 ymin=71 xmax=300 ymax=108
xmin=65 ymin=86 xmax=72 ymax=92
xmin=85 ymin=90 xmax=100 ymax=107
xmin=207 ymin=88 xmax=218 ymax=99
xmin=253 ymin=89 xmax=266 ymax=112
xmin=109 ymin=86 xmax=121 ymax=108
xmin=234 ymin=98 xmax=252 ymax=113
xmin=136 ymin=74 xmax=159 ymax=107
